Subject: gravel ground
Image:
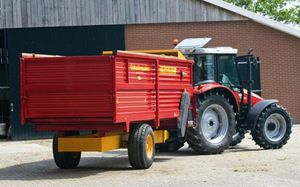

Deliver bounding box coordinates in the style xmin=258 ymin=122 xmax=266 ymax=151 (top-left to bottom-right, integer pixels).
xmin=0 ymin=125 xmax=299 ymax=187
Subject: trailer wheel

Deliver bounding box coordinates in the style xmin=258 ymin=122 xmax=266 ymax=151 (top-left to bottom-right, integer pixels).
xmin=187 ymin=93 xmax=235 ymax=154
xmin=53 ymin=131 xmax=81 ymax=169
xmin=230 ymin=128 xmax=246 ymax=146
xmin=251 ymin=104 xmax=292 ymax=149
xmin=128 ymin=124 xmax=155 ymax=169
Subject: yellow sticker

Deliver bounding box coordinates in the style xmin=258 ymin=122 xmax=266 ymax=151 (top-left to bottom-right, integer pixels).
xmin=159 ymin=65 xmax=177 ymax=74
xmin=130 ymin=64 xmax=150 ymax=72
xmin=130 ymin=64 xmax=177 ymax=75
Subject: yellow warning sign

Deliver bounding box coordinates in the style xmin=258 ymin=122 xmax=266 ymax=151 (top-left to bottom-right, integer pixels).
xmin=130 ymin=64 xmax=150 ymax=72
xmin=129 ymin=64 xmax=177 ymax=75
xmin=159 ymin=65 xmax=177 ymax=74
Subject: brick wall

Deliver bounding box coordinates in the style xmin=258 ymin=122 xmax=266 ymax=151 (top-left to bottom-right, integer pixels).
xmin=125 ymin=21 xmax=300 ymax=123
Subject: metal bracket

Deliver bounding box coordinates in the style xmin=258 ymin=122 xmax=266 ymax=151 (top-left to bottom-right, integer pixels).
xmin=177 ymin=92 xmax=190 ymax=137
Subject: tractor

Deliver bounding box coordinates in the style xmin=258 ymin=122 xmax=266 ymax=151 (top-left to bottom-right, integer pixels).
xmin=156 ymin=38 xmax=292 ymax=153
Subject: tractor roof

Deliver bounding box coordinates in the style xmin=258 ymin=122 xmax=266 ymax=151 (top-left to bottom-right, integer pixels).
xmin=175 ymin=38 xmax=238 ymax=55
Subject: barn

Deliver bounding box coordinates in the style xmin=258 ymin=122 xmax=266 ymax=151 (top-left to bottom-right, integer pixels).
xmin=0 ymin=0 xmax=299 ymax=139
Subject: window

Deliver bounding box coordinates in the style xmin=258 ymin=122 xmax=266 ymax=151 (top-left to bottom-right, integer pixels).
xmin=218 ymin=55 xmax=240 ymax=87
xmin=188 ymin=55 xmax=215 ymax=84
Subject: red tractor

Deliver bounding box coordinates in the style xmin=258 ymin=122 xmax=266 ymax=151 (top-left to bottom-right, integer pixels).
xmin=160 ymin=38 xmax=292 ymax=153
xmin=20 ymin=38 xmax=292 ymax=170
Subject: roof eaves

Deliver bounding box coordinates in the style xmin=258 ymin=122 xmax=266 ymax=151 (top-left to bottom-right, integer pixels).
xmin=203 ymin=0 xmax=300 ymax=38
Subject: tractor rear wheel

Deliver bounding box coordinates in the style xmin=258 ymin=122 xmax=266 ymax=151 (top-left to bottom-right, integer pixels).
xmin=128 ymin=124 xmax=155 ymax=169
xmin=251 ymin=104 xmax=292 ymax=149
xmin=53 ymin=131 xmax=81 ymax=169
xmin=187 ymin=94 xmax=235 ymax=154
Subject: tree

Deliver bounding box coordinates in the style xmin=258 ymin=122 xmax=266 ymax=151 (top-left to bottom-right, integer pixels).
xmin=224 ymin=0 xmax=300 ymax=24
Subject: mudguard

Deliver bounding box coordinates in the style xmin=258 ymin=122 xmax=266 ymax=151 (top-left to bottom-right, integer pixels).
xmin=177 ymin=92 xmax=190 ymax=137
xmin=246 ymin=99 xmax=278 ymax=130
xmin=194 ymin=83 xmax=240 ymax=113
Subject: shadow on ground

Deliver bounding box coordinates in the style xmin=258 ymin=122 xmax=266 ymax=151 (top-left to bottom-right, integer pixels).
xmin=228 ymin=146 xmax=263 ymax=152
xmin=0 ymin=156 xmax=132 ymax=181
xmin=0 ymin=145 xmax=264 ymax=181
xmin=0 ymin=149 xmax=172 ymax=181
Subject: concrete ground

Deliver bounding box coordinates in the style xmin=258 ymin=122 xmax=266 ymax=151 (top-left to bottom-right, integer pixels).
xmin=0 ymin=126 xmax=299 ymax=187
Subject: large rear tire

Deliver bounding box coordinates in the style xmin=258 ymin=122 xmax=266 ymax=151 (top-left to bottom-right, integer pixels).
xmin=251 ymin=104 xmax=292 ymax=149
xmin=187 ymin=93 xmax=235 ymax=154
xmin=53 ymin=131 xmax=81 ymax=169
xmin=128 ymin=124 xmax=155 ymax=169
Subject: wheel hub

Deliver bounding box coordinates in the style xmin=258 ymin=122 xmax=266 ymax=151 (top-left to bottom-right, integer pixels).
xmin=201 ymin=104 xmax=229 ymax=144
xmin=209 ymin=120 xmax=215 ymax=127
xmin=264 ymin=113 xmax=287 ymax=142
xmin=146 ymin=134 xmax=154 ymax=159
xmin=267 ymin=123 xmax=276 ymax=131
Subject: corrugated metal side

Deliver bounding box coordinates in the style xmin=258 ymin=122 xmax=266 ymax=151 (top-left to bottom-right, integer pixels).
xmin=159 ymin=61 xmax=193 ymax=119
xmin=114 ymin=56 xmax=193 ymax=123
xmin=114 ymin=58 xmax=156 ymax=122
xmin=22 ymin=56 xmax=114 ymax=124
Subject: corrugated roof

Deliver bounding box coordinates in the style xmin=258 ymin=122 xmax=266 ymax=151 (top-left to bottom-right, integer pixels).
xmin=203 ymin=0 xmax=300 ymax=38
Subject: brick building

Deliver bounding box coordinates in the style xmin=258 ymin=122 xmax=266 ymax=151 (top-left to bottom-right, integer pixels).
xmin=0 ymin=0 xmax=299 ymax=139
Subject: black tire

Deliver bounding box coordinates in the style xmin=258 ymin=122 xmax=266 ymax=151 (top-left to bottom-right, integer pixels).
xmin=187 ymin=93 xmax=235 ymax=154
xmin=251 ymin=104 xmax=292 ymax=149
xmin=230 ymin=128 xmax=246 ymax=146
xmin=128 ymin=124 xmax=155 ymax=169
xmin=53 ymin=131 xmax=81 ymax=169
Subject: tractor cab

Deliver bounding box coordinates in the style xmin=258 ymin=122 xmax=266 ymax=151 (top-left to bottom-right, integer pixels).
xmin=175 ymin=38 xmax=240 ymax=89
xmin=186 ymin=47 xmax=239 ymax=89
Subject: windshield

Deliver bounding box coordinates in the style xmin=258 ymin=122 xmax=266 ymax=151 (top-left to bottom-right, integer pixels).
xmin=218 ymin=55 xmax=240 ymax=86
xmin=188 ymin=55 xmax=215 ymax=84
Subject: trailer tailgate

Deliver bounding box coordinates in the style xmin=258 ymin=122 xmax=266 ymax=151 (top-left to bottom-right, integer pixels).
xmin=21 ymin=55 xmax=114 ymax=124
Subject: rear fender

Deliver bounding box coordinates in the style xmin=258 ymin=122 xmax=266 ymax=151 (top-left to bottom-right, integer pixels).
xmin=194 ymin=84 xmax=240 ymax=113
xmin=245 ymin=99 xmax=278 ymax=130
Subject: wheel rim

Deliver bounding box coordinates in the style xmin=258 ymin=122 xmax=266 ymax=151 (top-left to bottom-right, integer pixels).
xmin=264 ymin=113 xmax=287 ymax=142
xmin=146 ymin=134 xmax=154 ymax=159
xmin=200 ymin=104 xmax=229 ymax=144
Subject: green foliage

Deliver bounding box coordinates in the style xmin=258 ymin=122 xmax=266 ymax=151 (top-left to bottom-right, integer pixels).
xmin=224 ymin=0 xmax=300 ymax=24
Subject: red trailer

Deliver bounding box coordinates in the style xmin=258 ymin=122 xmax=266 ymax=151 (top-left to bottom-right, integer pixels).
xmin=20 ymin=51 xmax=194 ymax=169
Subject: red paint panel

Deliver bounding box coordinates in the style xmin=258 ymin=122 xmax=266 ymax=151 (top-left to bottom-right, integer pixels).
xmin=21 ymin=56 xmax=114 ymax=124
xmin=114 ymin=53 xmax=193 ymax=126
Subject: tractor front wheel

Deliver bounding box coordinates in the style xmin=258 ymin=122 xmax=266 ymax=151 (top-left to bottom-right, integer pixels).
xmin=251 ymin=104 xmax=292 ymax=149
xmin=53 ymin=131 xmax=81 ymax=169
xmin=128 ymin=124 xmax=155 ymax=169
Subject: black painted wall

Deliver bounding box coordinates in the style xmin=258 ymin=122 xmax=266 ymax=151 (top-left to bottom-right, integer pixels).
xmin=5 ymin=25 xmax=125 ymax=139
